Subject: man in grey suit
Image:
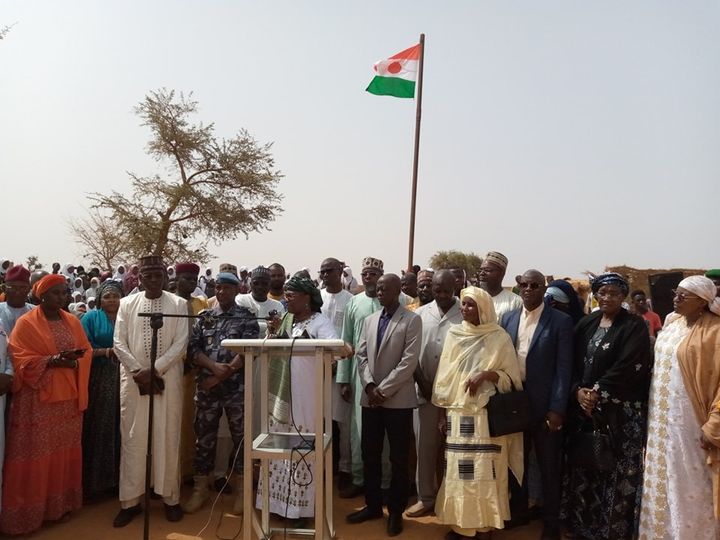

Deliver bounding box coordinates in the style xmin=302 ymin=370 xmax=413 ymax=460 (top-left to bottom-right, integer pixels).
xmin=346 ymin=274 xmax=421 ymax=537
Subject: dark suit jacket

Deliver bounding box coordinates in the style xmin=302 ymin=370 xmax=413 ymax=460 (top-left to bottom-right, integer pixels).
xmin=500 ymin=305 xmax=574 ymax=422
xmin=356 ymin=305 xmax=421 ymax=409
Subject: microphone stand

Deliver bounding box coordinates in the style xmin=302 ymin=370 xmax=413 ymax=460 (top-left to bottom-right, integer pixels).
xmin=144 ymin=313 xmax=163 ymax=540
xmin=135 ymin=309 xmax=277 ymax=540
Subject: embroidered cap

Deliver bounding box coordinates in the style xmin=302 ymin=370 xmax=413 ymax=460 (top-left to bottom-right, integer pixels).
xmin=362 ymin=257 xmax=384 ymax=272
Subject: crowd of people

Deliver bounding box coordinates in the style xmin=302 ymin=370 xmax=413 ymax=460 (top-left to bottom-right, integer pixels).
xmin=0 ymin=254 xmax=719 ymax=539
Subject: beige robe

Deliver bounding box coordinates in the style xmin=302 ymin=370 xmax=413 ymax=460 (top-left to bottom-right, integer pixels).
xmin=677 ymin=311 xmax=720 ymax=518
xmin=114 ymin=291 xmax=188 ymax=505
xmin=432 ymin=286 xmax=524 ymax=532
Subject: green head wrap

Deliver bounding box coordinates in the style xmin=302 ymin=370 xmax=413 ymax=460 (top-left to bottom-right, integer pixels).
xmin=285 ymin=274 xmax=323 ymax=313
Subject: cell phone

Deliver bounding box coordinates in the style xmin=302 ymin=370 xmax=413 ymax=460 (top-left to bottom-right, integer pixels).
xmin=69 ymin=349 xmax=86 ymax=355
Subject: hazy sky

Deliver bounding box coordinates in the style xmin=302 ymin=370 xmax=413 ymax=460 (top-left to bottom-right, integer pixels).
xmin=2 ymin=1 xmax=719 ymax=282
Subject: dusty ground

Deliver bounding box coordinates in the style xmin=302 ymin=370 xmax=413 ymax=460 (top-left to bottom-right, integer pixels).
xmin=12 ymin=487 xmax=542 ymax=540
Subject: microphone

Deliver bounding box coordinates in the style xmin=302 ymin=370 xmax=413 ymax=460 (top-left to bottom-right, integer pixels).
xmin=138 ymin=310 xmax=282 ymax=331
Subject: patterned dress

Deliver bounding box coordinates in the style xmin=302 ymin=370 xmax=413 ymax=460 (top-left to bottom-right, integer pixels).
xmin=435 ymin=408 xmax=512 ymax=533
xmin=1 ymin=319 xmax=83 ymax=534
xmin=562 ymin=326 xmax=648 ymax=539
xmin=638 ymin=318 xmax=720 ymax=539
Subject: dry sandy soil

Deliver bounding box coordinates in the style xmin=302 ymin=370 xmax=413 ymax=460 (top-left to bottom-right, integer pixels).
xmin=16 ymin=487 xmax=543 ymax=540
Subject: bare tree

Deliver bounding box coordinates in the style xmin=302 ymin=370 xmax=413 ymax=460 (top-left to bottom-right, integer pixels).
xmin=25 ymin=255 xmax=43 ymax=271
xmin=89 ymin=89 xmax=283 ymax=263
xmin=0 ymin=23 xmax=17 ymax=41
xmin=69 ymin=210 xmax=126 ymax=270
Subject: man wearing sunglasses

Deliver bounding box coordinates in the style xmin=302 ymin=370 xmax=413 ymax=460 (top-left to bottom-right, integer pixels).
xmin=500 ymin=269 xmax=574 ymax=540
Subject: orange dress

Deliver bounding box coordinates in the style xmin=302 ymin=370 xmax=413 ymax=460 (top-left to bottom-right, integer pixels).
xmin=1 ymin=309 xmax=91 ymax=535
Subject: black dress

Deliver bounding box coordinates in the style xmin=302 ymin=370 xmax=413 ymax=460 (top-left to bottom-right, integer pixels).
xmin=562 ymin=309 xmax=652 ymax=539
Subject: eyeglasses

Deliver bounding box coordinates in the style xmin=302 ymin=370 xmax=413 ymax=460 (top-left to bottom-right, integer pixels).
xmin=518 ymin=282 xmax=541 ymax=290
xmin=672 ymin=289 xmax=701 ymax=302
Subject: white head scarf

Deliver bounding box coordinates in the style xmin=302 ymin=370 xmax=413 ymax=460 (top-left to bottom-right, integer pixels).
xmin=0 ymin=259 xmax=12 ymax=277
xmin=61 ymin=263 xmax=75 ymax=280
xmin=73 ymin=277 xmax=84 ymax=293
xmin=342 ymin=267 xmax=358 ymax=291
xmin=86 ymin=277 xmax=100 ymax=300
xmin=678 ymin=275 xmax=720 ymax=316
xmin=198 ymin=267 xmax=213 ymax=291
xmin=113 ymin=264 xmax=126 ymax=282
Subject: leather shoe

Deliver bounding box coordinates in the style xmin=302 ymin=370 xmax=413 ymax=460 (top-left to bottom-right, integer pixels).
xmin=387 ymin=513 xmax=403 ymax=536
xmin=164 ymin=503 xmax=184 ymax=522
xmin=337 ymin=471 xmax=352 ymax=491
xmin=405 ymin=500 xmax=433 ymax=517
xmin=505 ymin=515 xmax=530 ymax=529
xmin=444 ymin=532 xmax=475 ymax=540
xmin=540 ymin=524 xmax=561 ymax=540
xmin=339 ymin=483 xmax=365 ymax=499
xmin=346 ymin=506 xmax=383 ymax=524
xmin=113 ymin=505 xmax=142 ymax=528
xmin=213 ymin=476 xmax=232 ymax=493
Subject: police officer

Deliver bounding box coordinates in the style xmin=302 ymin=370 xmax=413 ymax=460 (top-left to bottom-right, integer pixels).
xmin=182 ymin=272 xmax=259 ymax=515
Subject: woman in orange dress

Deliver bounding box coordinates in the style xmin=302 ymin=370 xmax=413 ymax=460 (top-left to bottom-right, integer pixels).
xmin=0 ymin=274 xmax=91 ymax=535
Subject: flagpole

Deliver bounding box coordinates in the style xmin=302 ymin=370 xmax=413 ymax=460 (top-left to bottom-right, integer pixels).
xmin=407 ymin=33 xmax=425 ymax=271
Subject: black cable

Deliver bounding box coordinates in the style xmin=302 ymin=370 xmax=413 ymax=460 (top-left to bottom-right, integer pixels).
xmin=282 ymin=333 xmax=317 ymax=539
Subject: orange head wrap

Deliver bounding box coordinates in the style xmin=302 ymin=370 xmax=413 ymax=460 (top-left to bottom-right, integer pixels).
xmin=33 ymin=274 xmax=67 ymax=299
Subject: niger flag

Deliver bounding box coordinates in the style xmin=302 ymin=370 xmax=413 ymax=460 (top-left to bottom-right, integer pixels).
xmin=366 ymin=43 xmax=420 ymax=98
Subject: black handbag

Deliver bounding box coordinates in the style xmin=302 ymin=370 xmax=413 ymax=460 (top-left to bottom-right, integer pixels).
xmin=567 ymin=412 xmax=616 ymax=472
xmin=487 ymin=381 xmax=531 ymax=437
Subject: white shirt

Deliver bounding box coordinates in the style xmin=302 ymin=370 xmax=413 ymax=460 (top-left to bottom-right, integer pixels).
xmin=492 ymin=289 xmax=523 ymax=322
xmin=235 ymin=293 xmax=285 ymax=337
xmin=516 ymin=302 xmax=544 ymax=381
xmin=414 ymin=299 xmax=463 ymax=403
xmin=320 ymin=288 xmax=354 ymax=337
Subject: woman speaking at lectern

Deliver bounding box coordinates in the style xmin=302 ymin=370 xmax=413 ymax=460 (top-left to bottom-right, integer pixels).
xmin=259 ymin=274 xmax=338 ymax=524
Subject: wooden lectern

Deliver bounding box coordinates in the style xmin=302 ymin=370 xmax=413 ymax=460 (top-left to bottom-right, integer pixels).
xmin=221 ymin=339 xmax=346 ymax=540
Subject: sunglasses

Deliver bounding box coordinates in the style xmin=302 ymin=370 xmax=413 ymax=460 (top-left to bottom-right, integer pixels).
xmin=518 ymin=282 xmax=541 ymax=290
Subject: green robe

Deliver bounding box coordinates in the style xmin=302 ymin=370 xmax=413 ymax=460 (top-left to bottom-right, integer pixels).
xmin=337 ymin=293 xmax=381 ymax=486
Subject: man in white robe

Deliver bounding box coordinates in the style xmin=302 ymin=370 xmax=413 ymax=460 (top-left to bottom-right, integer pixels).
xmin=235 ymin=266 xmax=285 ymax=441
xmin=478 ymin=251 xmax=522 ymax=321
xmin=318 ymin=257 xmax=355 ymax=490
xmin=112 ymin=256 xmax=189 ymax=527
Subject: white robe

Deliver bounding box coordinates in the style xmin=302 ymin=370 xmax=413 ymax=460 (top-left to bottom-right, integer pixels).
xmin=491 ymin=289 xmax=523 ymax=322
xmin=114 ymin=291 xmax=189 ymax=505
xmin=235 ymin=293 xmax=285 ymax=338
xmin=320 ymin=289 xmax=354 ymax=422
xmin=639 ymin=318 xmax=720 ymax=539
